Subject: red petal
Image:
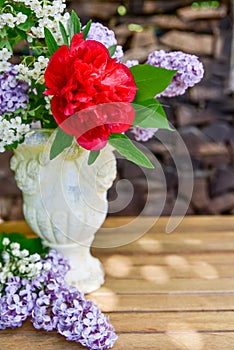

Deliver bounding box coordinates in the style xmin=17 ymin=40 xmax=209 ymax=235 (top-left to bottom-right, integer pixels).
xmin=44 ymin=45 xmax=69 ymax=95
xmin=77 ymin=125 xmax=110 ymax=151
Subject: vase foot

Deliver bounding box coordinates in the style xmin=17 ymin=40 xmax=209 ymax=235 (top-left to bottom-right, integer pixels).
xmin=43 ymin=242 xmax=105 ymax=294
xmin=65 ymin=255 xmax=104 ymax=294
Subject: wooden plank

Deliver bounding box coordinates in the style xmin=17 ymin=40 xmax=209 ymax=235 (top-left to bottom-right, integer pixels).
xmin=0 ymin=334 xmax=82 ymax=350
xmin=98 ymin=252 xmax=234 ymax=266
xmin=1 ymin=332 xmax=234 ymax=350
xmin=1 ymin=218 xmax=234 ymax=254
xmin=101 ymin=216 xmax=234 ymax=234
xmin=3 ymin=329 xmax=229 ymax=350
xmin=100 ymin=253 xmax=234 ymax=279
xmin=0 ymin=221 xmax=34 ymax=237
xmin=88 ymin=293 xmax=234 ymax=312
xmin=110 ymin=311 xmax=234 ymax=333
xmin=2 ymin=219 xmax=234 ymax=254
xmin=1 ymin=216 xmax=234 ymax=236
xmin=100 ymin=278 xmax=234 ymax=294
xmin=94 ymin=231 xmax=234 ymax=254
xmin=93 ymin=228 xmax=234 ymax=249
xmin=103 ymin=264 xmax=234 ymax=279
xmin=2 ymin=312 xmax=234 ymax=334
xmin=114 ymin=333 xmax=234 ymax=350
xmin=1 ymin=323 xmax=234 ymax=350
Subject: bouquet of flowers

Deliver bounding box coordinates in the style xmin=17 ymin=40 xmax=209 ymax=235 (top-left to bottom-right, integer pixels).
xmin=0 ymin=0 xmax=204 ymax=167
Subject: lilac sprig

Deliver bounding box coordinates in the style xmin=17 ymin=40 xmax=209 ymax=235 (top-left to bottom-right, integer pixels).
xmin=0 ymin=65 xmax=29 ymax=115
xmin=131 ymin=126 xmax=158 ymax=142
xmin=130 ymin=50 xmax=204 ymax=142
xmin=147 ymin=50 xmax=204 ymax=97
xmin=85 ymin=22 xmax=123 ymax=62
xmin=31 ymin=250 xmax=117 ymax=349
xmin=0 ymin=276 xmax=36 ymax=330
xmin=0 ymin=241 xmax=117 ymax=350
xmin=55 ymin=289 xmax=117 ymax=349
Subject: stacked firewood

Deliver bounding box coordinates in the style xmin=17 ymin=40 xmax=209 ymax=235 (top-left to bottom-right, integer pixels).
xmin=105 ymin=0 xmax=234 ymax=216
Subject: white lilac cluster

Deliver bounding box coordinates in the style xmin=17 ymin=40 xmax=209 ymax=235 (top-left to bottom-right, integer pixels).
xmin=86 ymin=22 xmax=124 ymax=62
xmin=147 ymin=50 xmax=204 ymax=97
xmin=0 ymin=48 xmax=12 ymax=72
xmin=0 ymin=11 xmax=27 ymax=30
xmin=0 ymin=0 xmax=69 ymax=45
xmin=0 ymin=63 xmax=31 ymax=152
xmin=16 ymin=56 xmax=49 ymax=84
xmin=0 ymin=238 xmax=48 ymax=295
xmin=0 ymin=242 xmax=117 ymax=350
xmin=0 ymin=117 xmax=30 ymax=152
xmin=25 ymin=0 xmax=69 ymax=45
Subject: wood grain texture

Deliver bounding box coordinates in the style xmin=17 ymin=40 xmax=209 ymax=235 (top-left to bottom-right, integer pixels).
xmin=0 ymin=216 xmax=234 ymax=350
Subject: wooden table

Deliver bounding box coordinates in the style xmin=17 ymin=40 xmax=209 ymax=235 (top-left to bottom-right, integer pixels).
xmin=1 ymin=216 xmax=234 ymax=350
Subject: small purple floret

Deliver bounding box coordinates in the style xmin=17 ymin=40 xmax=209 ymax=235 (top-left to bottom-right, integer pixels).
xmin=0 ymin=65 xmax=29 ymax=115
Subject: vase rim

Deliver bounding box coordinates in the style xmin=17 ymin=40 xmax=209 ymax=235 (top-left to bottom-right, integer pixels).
xmin=23 ymin=128 xmax=56 ymax=145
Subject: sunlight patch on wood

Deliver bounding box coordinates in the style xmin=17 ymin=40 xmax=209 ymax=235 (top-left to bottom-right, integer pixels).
xmin=104 ymin=255 xmax=132 ymax=278
xmin=88 ymin=287 xmax=119 ymax=311
xmin=137 ymin=238 xmax=163 ymax=253
xmin=191 ymin=261 xmax=219 ymax=279
xmin=140 ymin=265 xmax=170 ymax=284
xmin=167 ymin=322 xmax=204 ymax=350
xmin=164 ymin=255 xmax=190 ymax=272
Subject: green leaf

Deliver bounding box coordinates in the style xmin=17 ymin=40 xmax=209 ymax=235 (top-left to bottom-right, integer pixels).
xmin=109 ymin=134 xmax=154 ymax=169
xmin=15 ymin=28 xmax=27 ymax=40
xmin=0 ymin=232 xmax=49 ymax=257
xmin=108 ymin=45 xmax=117 ymax=57
xmin=68 ymin=10 xmax=81 ymax=42
xmin=18 ymin=18 xmax=35 ymax=31
xmin=130 ymin=64 xmax=176 ymax=102
xmin=44 ymin=27 xmax=59 ymax=56
xmin=0 ymin=39 xmax=12 ymax=52
xmin=59 ymin=21 xmax=69 ymax=46
xmin=133 ymin=99 xmax=173 ymax=130
xmin=50 ymin=128 xmax=74 ymax=160
xmin=0 ymin=28 xmax=7 ymax=38
xmin=88 ymin=150 xmax=100 ymax=165
xmin=28 ymin=105 xmax=44 ymax=117
xmin=82 ymin=20 xmax=92 ymax=39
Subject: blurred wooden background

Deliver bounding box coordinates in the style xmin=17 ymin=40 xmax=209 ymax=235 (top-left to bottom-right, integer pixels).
xmin=0 ymin=0 xmax=234 ymax=220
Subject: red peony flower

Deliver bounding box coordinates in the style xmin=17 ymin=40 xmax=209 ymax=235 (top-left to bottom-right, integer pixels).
xmin=44 ymin=33 xmax=137 ymax=150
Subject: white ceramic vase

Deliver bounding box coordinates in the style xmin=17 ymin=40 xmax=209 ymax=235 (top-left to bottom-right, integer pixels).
xmin=10 ymin=129 xmax=117 ymax=293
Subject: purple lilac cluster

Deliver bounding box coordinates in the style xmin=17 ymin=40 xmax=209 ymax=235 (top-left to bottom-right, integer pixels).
xmin=147 ymin=50 xmax=204 ymax=97
xmin=0 ymin=277 xmax=36 ymax=330
xmin=0 ymin=65 xmax=29 ymax=115
xmin=131 ymin=126 xmax=158 ymax=142
xmin=0 ymin=250 xmax=117 ymax=350
xmin=86 ymin=22 xmax=124 ymax=62
xmin=124 ymin=60 xmax=139 ymax=68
